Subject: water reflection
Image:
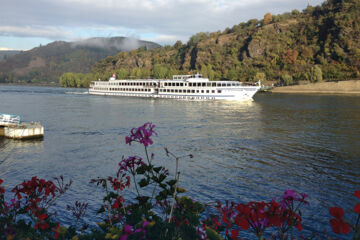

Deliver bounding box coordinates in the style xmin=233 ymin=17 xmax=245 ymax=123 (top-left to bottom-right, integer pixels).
xmin=0 ymin=138 xmax=44 ymax=164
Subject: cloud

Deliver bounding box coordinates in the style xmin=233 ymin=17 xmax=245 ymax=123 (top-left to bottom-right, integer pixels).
xmin=0 ymin=0 xmax=325 ymax=45
xmin=71 ymin=37 xmax=141 ymax=51
xmin=0 ymin=26 xmax=73 ymax=39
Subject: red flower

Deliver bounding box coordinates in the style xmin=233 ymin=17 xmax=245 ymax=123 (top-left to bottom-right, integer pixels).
xmin=330 ymin=207 xmax=344 ymax=219
xmin=329 ymin=207 xmax=350 ymax=235
xmin=355 ymin=191 xmax=360 ymax=199
xmin=234 ymin=215 xmax=250 ymax=230
xmin=39 ymin=222 xmax=50 ymax=230
xmin=0 ymin=178 xmax=4 ymax=194
xmin=37 ymin=213 xmax=48 ymax=220
xmin=231 ymin=229 xmax=239 ymax=240
xmin=330 ymin=219 xmax=350 ymax=234
xmin=354 ymin=203 xmax=360 ymax=214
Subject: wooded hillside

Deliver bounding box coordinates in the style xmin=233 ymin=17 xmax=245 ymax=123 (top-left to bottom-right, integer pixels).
xmin=89 ymin=0 xmax=359 ymax=86
xmin=0 ymin=37 xmax=160 ymax=84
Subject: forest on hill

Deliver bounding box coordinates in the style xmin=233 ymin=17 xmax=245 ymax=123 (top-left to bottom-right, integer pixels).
xmin=0 ymin=37 xmax=160 ymax=85
xmin=58 ymin=0 xmax=359 ymax=88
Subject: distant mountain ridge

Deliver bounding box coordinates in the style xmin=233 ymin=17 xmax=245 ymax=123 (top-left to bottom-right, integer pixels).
xmin=0 ymin=37 xmax=160 ymax=84
xmin=0 ymin=50 xmax=21 ymax=61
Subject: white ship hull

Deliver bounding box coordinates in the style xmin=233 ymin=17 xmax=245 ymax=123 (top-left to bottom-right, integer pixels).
xmin=89 ymin=73 xmax=260 ymax=101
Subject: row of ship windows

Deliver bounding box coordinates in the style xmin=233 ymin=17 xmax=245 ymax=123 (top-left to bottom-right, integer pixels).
xmin=93 ymin=88 xmax=223 ymax=94
xmin=102 ymin=82 xmax=157 ymax=86
xmin=95 ymin=82 xmax=240 ymax=87
xmin=160 ymin=89 xmax=222 ymax=93
xmin=164 ymin=82 xmax=239 ymax=87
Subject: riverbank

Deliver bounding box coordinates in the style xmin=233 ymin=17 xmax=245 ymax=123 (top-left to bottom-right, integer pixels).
xmin=271 ymin=79 xmax=360 ymax=94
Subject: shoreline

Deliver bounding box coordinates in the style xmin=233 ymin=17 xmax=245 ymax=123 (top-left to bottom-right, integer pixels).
xmin=271 ymin=79 xmax=360 ymax=95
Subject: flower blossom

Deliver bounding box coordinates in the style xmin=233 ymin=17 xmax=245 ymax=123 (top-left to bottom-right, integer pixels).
xmin=329 ymin=207 xmax=350 ymax=234
xmin=125 ymin=122 xmax=157 ymax=147
xmin=118 ymin=156 xmax=145 ymax=175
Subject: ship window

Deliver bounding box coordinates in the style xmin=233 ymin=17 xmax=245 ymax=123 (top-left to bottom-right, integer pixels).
xmin=212 ymin=90 xmax=215 ymax=93
xmin=180 ymin=83 xmax=183 ymax=86
xmin=175 ymin=89 xmax=178 ymax=93
xmin=192 ymin=90 xmax=195 ymax=93
xmin=189 ymin=83 xmax=193 ymax=87
xmin=176 ymin=83 xmax=179 ymax=86
xmin=217 ymin=83 xmax=221 ymax=87
xmin=179 ymin=90 xmax=182 ymax=93
xmin=218 ymin=90 xmax=222 ymax=93
xmin=171 ymin=89 xmax=174 ymax=92
xmin=212 ymin=83 xmax=216 ymax=87
xmin=207 ymin=83 xmax=211 ymax=86
xmin=227 ymin=84 xmax=231 ymax=86
xmin=206 ymin=90 xmax=209 ymax=93
xmin=187 ymin=90 xmax=190 ymax=93
xmin=202 ymin=83 xmax=206 ymax=87
xmin=201 ymin=90 xmax=204 ymax=93
xmin=196 ymin=90 xmax=199 ymax=93
xmin=165 ymin=83 xmax=168 ymax=86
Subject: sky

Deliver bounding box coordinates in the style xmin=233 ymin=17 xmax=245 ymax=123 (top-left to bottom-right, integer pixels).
xmin=0 ymin=0 xmax=325 ymax=51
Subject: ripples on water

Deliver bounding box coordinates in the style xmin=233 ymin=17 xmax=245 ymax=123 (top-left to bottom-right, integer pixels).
xmin=0 ymin=85 xmax=359 ymax=238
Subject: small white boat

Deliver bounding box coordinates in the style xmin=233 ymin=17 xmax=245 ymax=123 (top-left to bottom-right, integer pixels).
xmin=0 ymin=113 xmax=21 ymax=126
xmin=89 ymin=73 xmax=261 ymax=101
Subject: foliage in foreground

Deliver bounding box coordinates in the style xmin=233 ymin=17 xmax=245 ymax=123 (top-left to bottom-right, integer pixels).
xmin=1 ymin=123 xmax=360 ymax=239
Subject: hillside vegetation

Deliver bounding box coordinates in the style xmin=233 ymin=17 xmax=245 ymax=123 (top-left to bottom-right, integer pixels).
xmin=81 ymin=0 xmax=359 ymax=87
xmin=0 ymin=37 xmax=160 ymax=85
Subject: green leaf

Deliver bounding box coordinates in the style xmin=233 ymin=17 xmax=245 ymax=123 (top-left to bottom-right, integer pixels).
xmin=97 ymin=206 xmax=105 ymax=214
xmin=136 ymin=165 xmax=148 ymax=174
xmin=153 ymin=166 xmax=162 ymax=173
xmin=136 ymin=196 xmax=150 ymax=206
xmin=166 ymin=179 xmax=177 ymax=187
xmin=206 ymin=227 xmax=223 ymax=240
xmin=138 ymin=178 xmax=150 ymax=188
xmin=158 ymin=173 xmax=167 ymax=183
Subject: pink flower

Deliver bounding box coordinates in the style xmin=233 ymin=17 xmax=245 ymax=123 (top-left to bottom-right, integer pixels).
xmin=125 ymin=122 xmax=157 ymax=147
xmin=118 ymin=156 xmax=145 ymax=174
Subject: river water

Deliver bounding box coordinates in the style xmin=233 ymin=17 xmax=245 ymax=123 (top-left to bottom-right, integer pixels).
xmin=0 ymin=85 xmax=359 ymax=238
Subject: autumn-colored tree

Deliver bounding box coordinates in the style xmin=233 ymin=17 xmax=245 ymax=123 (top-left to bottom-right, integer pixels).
xmin=263 ymin=12 xmax=272 ymax=25
xmin=283 ymin=49 xmax=299 ymax=64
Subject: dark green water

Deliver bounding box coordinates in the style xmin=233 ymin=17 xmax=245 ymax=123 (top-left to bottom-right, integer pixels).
xmin=0 ymin=85 xmax=359 ymax=237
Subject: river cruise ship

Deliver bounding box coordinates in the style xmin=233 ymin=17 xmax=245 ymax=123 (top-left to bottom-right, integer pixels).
xmin=89 ymin=73 xmax=260 ymax=101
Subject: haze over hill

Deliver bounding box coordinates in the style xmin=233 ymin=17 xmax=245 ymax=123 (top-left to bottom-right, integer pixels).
xmin=0 ymin=37 xmax=160 ymax=84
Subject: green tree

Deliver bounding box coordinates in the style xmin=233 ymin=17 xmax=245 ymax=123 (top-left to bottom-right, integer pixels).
xmin=310 ymin=65 xmax=323 ymax=82
xmin=254 ymin=72 xmax=266 ymax=82
xmin=152 ymin=64 xmax=168 ymax=79
xmin=280 ymin=74 xmax=293 ymax=86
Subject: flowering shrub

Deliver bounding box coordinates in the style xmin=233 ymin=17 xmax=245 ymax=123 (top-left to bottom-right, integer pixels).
xmin=0 ymin=122 xmax=359 ymax=239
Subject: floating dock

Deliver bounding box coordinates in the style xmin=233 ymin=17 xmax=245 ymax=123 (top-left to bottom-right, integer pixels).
xmin=0 ymin=123 xmax=44 ymax=139
xmin=0 ymin=113 xmax=44 ymax=140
